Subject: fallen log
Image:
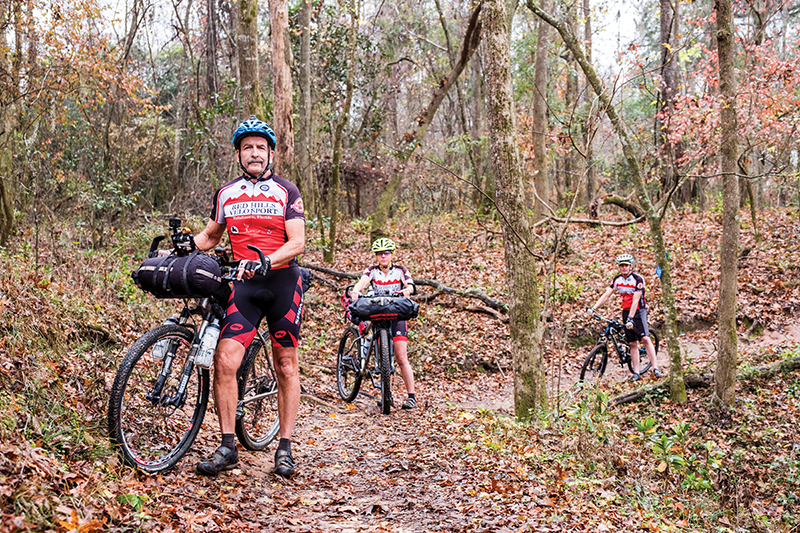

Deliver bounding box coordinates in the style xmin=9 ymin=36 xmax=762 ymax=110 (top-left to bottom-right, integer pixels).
xmin=301 ymin=262 xmax=508 ymax=313
xmin=612 ymin=359 xmax=800 ymax=405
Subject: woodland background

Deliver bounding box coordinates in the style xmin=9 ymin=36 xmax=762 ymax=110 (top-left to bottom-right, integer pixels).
xmin=1 ymin=0 xmax=800 ymax=531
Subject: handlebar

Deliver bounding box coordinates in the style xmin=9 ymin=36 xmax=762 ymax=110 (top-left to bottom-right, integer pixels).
xmin=589 ymin=313 xmax=625 ymax=330
xmin=148 ymin=217 xmax=269 ymax=279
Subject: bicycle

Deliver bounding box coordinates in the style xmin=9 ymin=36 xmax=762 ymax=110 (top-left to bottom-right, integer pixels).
xmin=107 ymin=218 xmax=279 ymax=473
xmin=336 ymin=289 xmax=417 ymax=415
xmin=580 ymin=313 xmax=660 ymax=383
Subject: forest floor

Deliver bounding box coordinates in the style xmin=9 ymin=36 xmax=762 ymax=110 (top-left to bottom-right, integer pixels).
xmin=2 ymin=206 xmax=800 ymax=532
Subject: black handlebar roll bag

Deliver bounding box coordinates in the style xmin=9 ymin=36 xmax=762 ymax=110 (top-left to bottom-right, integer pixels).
xmin=348 ymin=296 xmax=419 ymax=322
xmin=132 ymin=251 xmax=222 ymax=299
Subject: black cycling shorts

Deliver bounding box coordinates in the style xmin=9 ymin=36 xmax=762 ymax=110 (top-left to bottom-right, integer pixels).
xmin=392 ymin=320 xmax=408 ymax=342
xmin=622 ymin=308 xmax=650 ymax=343
xmin=220 ymin=266 xmax=304 ymax=349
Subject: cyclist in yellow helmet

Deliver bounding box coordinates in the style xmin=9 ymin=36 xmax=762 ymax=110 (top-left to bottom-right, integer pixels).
xmin=351 ymin=238 xmax=418 ymax=409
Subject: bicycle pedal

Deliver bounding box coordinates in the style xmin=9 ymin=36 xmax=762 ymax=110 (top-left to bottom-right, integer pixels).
xmin=235 ymin=406 xmax=245 ymax=420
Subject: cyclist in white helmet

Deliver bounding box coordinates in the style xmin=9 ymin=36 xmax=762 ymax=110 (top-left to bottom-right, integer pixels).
xmin=351 ymin=238 xmax=418 ymax=409
xmin=587 ymin=253 xmax=663 ymax=381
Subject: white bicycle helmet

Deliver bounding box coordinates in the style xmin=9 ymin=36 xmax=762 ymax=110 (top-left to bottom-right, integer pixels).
xmin=616 ymin=253 xmax=635 ymax=265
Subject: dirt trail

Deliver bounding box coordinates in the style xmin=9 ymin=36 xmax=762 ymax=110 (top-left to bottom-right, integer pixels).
xmin=150 ymin=374 xmax=523 ymax=532
xmin=139 ymin=325 xmax=800 ymax=532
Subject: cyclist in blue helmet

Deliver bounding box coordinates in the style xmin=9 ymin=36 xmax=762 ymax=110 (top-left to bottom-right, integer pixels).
xmin=193 ymin=115 xmax=305 ymax=478
xmin=231 ymin=115 xmax=277 ymax=180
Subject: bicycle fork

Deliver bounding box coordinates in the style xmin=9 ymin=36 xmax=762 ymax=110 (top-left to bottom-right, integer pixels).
xmin=147 ymin=311 xmax=215 ymax=409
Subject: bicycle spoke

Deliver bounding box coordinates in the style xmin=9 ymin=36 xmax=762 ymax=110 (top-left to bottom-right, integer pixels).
xmin=109 ymin=325 xmax=208 ymax=473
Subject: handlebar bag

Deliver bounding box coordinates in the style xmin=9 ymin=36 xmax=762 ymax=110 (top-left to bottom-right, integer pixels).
xmin=348 ymin=296 xmax=419 ymax=322
xmin=132 ymin=251 xmax=222 ymax=299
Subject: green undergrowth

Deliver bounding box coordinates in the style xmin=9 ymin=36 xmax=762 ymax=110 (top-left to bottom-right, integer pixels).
xmin=452 ymin=376 xmax=800 ymax=532
xmin=0 ymin=221 xmax=176 ymax=532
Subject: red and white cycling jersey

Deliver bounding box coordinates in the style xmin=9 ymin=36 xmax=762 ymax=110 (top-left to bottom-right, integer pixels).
xmin=363 ymin=264 xmax=413 ymax=295
xmin=610 ymin=272 xmax=648 ymax=311
xmin=210 ymin=174 xmax=304 ymax=266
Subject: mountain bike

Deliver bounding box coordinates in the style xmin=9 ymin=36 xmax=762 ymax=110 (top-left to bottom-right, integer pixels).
xmin=336 ymin=291 xmax=417 ymax=415
xmin=107 ymin=218 xmax=279 ymax=473
xmin=580 ymin=313 xmax=660 ymax=383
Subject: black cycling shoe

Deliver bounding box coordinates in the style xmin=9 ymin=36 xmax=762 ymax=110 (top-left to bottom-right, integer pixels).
xmin=197 ymin=446 xmax=238 ymax=476
xmin=401 ymin=397 xmax=417 ymax=409
xmin=274 ymin=449 xmax=296 ymax=478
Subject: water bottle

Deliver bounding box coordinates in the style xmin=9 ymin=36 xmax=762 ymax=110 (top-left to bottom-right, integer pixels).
xmin=195 ymin=323 xmax=221 ymax=369
xmin=151 ymin=317 xmax=179 ymax=361
xmin=360 ymin=334 xmax=373 ymax=361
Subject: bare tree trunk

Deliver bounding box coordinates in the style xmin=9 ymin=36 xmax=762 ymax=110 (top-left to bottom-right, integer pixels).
xmin=370 ymin=5 xmax=482 ymax=241
xmin=531 ymin=0 xmax=550 ymax=222
xmin=714 ymin=0 xmax=739 ymax=409
xmin=269 ymin=0 xmax=295 ymax=178
xmin=582 ymin=0 xmax=595 ymax=212
xmin=434 ymin=0 xmax=483 ymax=208
xmin=323 ymin=0 xmax=358 ymax=263
xmin=297 ymin=0 xmax=317 ymax=215
xmin=484 ymin=0 xmax=547 ymax=419
xmin=0 ymin=1 xmax=16 ymax=244
xmin=238 ymin=0 xmax=263 ymax=118
xmin=528 ymin=0 xmax=687 ymax=403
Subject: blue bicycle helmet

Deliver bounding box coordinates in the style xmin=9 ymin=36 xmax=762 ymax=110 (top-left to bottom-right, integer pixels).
xmin=232 ymin=116 xmax=276 ymax=150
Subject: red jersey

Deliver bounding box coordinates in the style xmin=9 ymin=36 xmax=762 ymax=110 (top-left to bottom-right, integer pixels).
xmin=610 ymin=272 xmax=647 ymax=311
xmin=210 ymin=174 xmax=304 ymax=266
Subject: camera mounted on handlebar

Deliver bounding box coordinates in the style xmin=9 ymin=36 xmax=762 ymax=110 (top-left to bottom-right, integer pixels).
xmin=147 ymin=217 xmax=197 ymax=258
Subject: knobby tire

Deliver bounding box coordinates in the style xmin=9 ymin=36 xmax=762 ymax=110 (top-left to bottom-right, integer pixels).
xmin=379 ymin=327 xmax=392 ymax=415
xmin=235 ymin=334 xmax=280 ymax=451
xmin=580 ymin=344 xmax=608 ymax=383
xmin=108 ymin=324 xmax=208 ymax=473
xmin=336 ymin=326 xmax=363 ymax=402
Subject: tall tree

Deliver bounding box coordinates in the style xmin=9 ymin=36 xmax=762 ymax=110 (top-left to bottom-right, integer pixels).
xmin=370 ymin=3 xmax=482 ymax=241
xmin=531 ymin=0 xmax=550 ymax=222
xmin=484 ymin=0 xmax=548 ymax=419
xmin=297 ymin=0 xmax=317 ymax=214
xmin=238 ymin=0 xmax=263 ymax=118
xmin=269 ymin=0 xmax=295 ymax=178
xmin=714 ymin=0 xmax=739 ymax=408
xmin=656 ymin=0 xmax=690 ymax=205
xmin=527 ymin=0 xmax=688 ymax=403
xmin=323 ymin=0 xmax=358 ymax=263
xmin=581 ymin=0 xmax=595 ymax=212
xmin=0 ymin=0 xmax=18 ymax=244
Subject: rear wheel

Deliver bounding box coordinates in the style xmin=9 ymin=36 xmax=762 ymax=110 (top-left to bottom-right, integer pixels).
xmin=235 ymin=335 xmax=280 ymax=451
xmin=108 ymin=324 xmax=207 ymax=473
xmin=580 ymin=344 xmax=608 ymax=384
xmin=336 ymin=326 xmax=363 ymax=402
xmin=628 ymin=330 xmax=660 ymax=376
xmin=378 ymin=328 xmax=392 ymax=415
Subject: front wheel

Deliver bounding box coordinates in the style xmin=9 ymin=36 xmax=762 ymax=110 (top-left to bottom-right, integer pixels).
xmin=580 ymin=344 xmax=608 ymax=384
xmin=336 ymin=326 xmax=363 ymax=402
xmin=378 ymin=328 xmax=392 ymax=415
xmin=108 ymin=324 xmax=208 ymax=473
xmin=628 ymin=330 xmax=660 ymax=376
xmin=235 ymin=334 xmax=280 ymax=451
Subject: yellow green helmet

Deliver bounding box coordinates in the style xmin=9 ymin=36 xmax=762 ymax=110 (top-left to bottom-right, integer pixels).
xmin=371 ymin=238 xmax=396 ymax=253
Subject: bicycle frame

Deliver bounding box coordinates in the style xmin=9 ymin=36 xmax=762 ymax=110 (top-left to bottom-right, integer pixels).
xmin=364 ymin=321 xmax=395 ymax=388
xmin=596 ymin=322 xmax=631 ymax=365
xmin=146 ymin=298 xmax=218 ymax=409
